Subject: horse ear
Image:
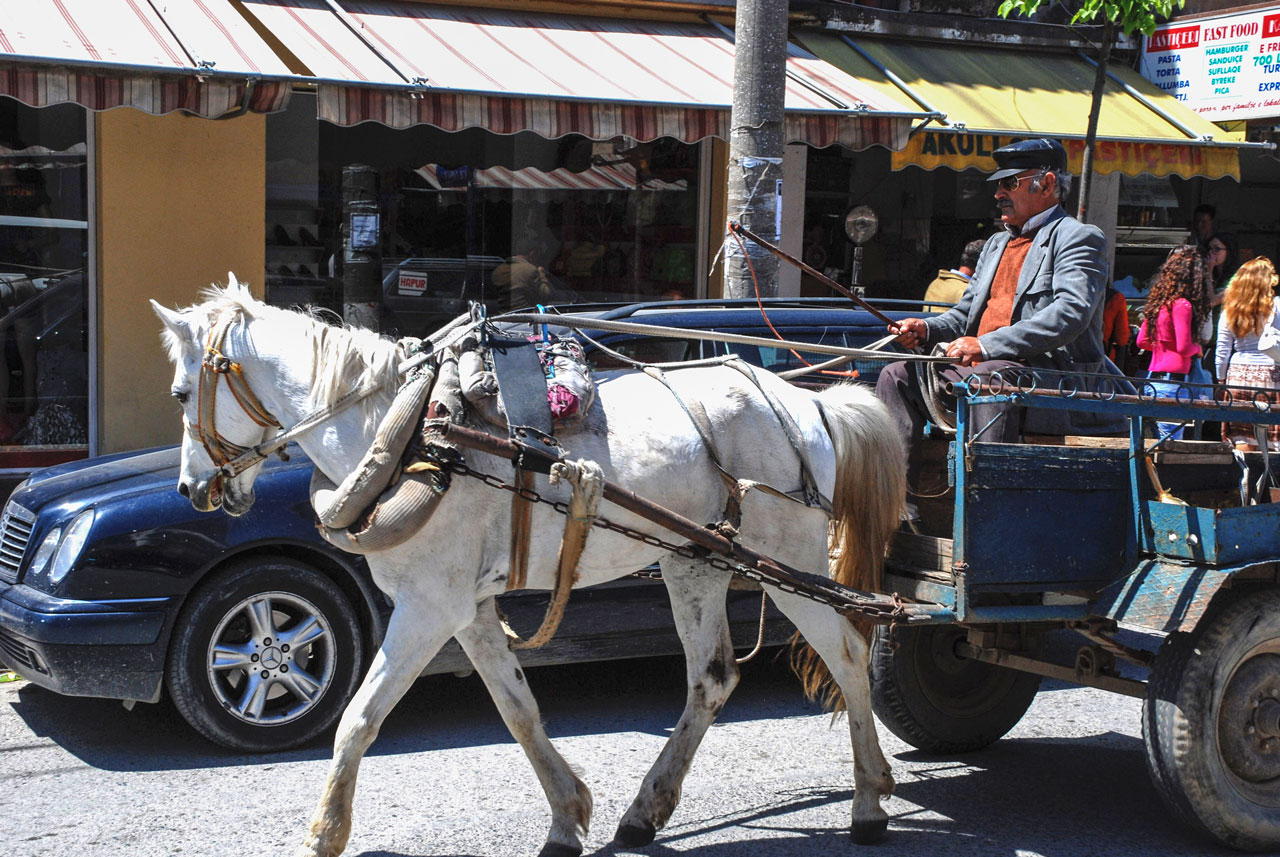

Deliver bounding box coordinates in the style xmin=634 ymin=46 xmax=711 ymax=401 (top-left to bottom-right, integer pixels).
xmin=151 ymin=299 xmax=189 ymax=337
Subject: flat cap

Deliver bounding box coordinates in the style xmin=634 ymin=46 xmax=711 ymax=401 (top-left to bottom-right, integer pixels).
xmin=988 ymin=138 xmax=1068 ymax=181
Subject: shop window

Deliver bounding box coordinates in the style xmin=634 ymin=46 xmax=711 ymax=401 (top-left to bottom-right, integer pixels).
xmin=265 ymin=94 xmax=702 ymax=339
xmin=0 ymin=102 xmax=89 ymax=470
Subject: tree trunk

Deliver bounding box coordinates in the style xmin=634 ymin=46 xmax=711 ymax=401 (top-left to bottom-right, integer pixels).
xmin=724 ymin=0 xmax=789 ymax=299
xmin=1077 ymin=18 xmax=1114 ymax=224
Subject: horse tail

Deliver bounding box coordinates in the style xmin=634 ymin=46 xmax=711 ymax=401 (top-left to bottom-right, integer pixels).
xmin=790 ymin=381 xmax=906 ymax=711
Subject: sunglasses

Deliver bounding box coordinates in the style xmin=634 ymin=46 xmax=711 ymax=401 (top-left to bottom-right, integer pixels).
xmin=1210 ymin=244 xmax=1228 ymax=253
xmin=996 ymin=170 xmax=1043 ymax=192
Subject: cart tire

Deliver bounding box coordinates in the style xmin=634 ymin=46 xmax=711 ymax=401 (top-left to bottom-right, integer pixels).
xmin=870 ymin=624 xmax=1041 ymax=754
xmin=1143 ymin=587 xmax=1280 ymax=852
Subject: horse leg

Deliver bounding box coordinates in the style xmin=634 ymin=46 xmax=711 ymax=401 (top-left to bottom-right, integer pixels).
xmin=769 ymin=591 xmax=895 ymax=844
xmin=295 ymin=595 xmax=472 ymax=857
xmin=615 ymin=554 xmax=738 ymax=847
xmin=453 ymin=599 xmax=593 ymax=857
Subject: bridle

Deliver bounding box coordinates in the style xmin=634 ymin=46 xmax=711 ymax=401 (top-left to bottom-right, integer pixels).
xmin=189 ymin=311 xmax=282 ymax=475
xmin=181 ymin=307 xmax=481 ymax=487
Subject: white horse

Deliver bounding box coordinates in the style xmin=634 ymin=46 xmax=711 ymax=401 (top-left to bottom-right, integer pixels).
xmin=152 ymin=280 xmax=906 ymax=857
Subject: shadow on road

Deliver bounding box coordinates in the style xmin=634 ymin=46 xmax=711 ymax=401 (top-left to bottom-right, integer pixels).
xmin=7 ymin=644 xmax=1112 ymax=776
xmin=3 ymin=651 xmax=819 ymax=772
xmin=345 ymin=736 xmax=1228 ymax=857
xmin=613 ymin=737 xmax=1222 ymax=857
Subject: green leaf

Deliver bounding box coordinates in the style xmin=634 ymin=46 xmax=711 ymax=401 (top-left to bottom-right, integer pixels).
xmin=1043 ymin=0 xmax=1187 ymax=36
xmin=0 ymin=670 xmax=24 ymax=683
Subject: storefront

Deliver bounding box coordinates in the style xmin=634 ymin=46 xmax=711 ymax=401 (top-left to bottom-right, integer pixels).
xmin=793 ymin=29 xmax=1271 ymax=300
xmin=0 ymin=0 xmax=292 ymax=482
xmin=0 ymin=102 xmax=88 ymax=470
xmin=246 ymin=2 xmax=926 ymax=337
xmin=264 ymin=99 xmax=714 ymax=337
xmin=2 ymin=0 xmax=1264 ymax=476
xmin=3 ymin=0 xmax=937 ymax=469
xmin=1136 ymin=4 xmax=1280 ymax=289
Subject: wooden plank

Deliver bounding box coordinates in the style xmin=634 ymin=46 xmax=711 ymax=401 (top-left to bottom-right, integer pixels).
xmin=888 ymin=531 xmax=953 ymax=579
xmin=1150 ymin=452 xmax=1235 ymax=466
xmin=1025 ymin=435 xmax=1232 ymax=455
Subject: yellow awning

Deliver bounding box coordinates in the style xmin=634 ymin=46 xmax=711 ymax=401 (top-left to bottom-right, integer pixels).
xmin=796 ymin=32 xmax=1243 ymax=180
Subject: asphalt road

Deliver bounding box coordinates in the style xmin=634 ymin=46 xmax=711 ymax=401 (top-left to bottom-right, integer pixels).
xmin=0 ymin=654 xmax=1236 ymax=857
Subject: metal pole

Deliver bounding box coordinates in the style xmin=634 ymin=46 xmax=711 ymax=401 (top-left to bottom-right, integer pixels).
xmin=724 ymin=0 xmax=789 ymax=299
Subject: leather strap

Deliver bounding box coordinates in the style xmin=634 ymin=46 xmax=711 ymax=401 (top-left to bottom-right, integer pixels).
xmin=724 ymin=359 xmax=832 ymax=513
xmin=511 ymin=460 xmax=603 ymax=650
xmin=508 ymin=468 xmax=535 ymax=590
xmin=489 ymin=333 xmax=557 ymax=449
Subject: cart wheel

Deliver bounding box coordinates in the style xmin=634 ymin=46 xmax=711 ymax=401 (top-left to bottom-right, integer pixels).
xmin=870 ymin=624 xmax=1041 ymax=754
xmin=1143 ymin=587 xmax=1280 ymax=851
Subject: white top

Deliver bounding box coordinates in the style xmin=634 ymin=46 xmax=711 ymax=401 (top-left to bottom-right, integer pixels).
xmin=1215 ymin=296 xmax=1280 ymax=379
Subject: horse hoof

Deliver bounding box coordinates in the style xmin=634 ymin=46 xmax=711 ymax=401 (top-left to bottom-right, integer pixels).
xmin=850 ymin=817 xmax=889 ymax=845
xmin=613 ymin=820 xmax=657 ymax=848
xmin=536 ymin=844 xmax=582 ymax=857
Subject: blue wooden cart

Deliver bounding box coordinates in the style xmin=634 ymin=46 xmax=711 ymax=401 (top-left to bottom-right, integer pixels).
xmin=875 ymin=372 xmax=1280 ymax=852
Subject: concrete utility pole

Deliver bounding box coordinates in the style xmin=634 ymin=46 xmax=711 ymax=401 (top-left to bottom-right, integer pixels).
xmin=724 ymin=0 xmax=789 ymax=299
xmin=341 ymin=164 xmax=381 ymax=331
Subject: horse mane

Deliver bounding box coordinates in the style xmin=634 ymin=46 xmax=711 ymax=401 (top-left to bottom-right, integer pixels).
xmin=187 ymin=279 xmax=404 ymax=429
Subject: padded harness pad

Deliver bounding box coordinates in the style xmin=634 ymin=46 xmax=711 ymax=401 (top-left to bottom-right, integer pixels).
xmin=489 ymin=333 xmax=556 ymax=447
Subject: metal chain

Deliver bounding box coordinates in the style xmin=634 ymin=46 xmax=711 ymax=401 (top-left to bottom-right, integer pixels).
xmin=447 ymin=461 xmax=909 ymax=623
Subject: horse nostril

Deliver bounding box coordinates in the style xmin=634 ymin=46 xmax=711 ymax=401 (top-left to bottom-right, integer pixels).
xmin=178 ymin=482 xmax=190 ymax=498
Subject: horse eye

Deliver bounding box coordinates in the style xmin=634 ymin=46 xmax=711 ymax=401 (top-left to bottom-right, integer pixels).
xmin=172 ymin=391 xmax=189 ymax=405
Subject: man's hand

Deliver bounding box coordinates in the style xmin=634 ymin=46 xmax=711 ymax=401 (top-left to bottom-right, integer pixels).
xmin=945 ymin=336 xmax=984 ymax=367
xmin=889 ymin=317 xmax=928 ymax=349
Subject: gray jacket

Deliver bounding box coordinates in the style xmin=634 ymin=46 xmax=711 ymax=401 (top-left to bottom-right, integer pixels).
xmin=923 ymin=206 xmax=1126 ymax=434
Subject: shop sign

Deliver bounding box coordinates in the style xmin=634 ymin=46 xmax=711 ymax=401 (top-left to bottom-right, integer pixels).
xmin=1139 ymin=6 xmax=1280 ymax=121
xmin=890 ymin=131 xmax=1239 ymax=180
xmin=398 ymin=270 xmax=428 ymax=296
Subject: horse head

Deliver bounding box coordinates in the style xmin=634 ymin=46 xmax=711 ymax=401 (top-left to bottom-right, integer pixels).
xmin=151 ymin=275 xmax=279 ymax=517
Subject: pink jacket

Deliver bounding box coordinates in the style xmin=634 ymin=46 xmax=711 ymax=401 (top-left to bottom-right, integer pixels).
xmin=1137 ymin=297 xmax=1202 ymax=373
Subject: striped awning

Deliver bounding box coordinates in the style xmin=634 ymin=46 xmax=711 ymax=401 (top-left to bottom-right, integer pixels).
xmin=237 ymin=1 xmax=923 ymax=149
xmin=416 ymin=161 xmax=687 ymax=192
xmin=0 ymin=0 xmax=294 ymax=117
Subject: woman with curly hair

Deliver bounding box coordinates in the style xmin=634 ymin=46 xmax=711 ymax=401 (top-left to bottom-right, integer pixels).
xmin=1137 ymin=244 xmax=1213 ymax=440
xmin=1215 ymin=256 xmax=1280 ymax=450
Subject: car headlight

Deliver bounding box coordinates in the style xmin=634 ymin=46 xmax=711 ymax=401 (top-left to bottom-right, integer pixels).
xmin=28 ymin=509 xmax=94 ymax=587
xmin=27 ymin=526 xmax=61 ymax=580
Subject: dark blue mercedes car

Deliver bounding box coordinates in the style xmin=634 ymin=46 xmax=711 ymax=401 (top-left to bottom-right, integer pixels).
xmin=0 ymin=298 xmax=916 ymax=751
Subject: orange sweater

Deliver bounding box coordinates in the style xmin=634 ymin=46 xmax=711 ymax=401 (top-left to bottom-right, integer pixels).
xmin=1102 ymin=290 xmax=1130 ymax=363
xmin=977 ymin=234 xmax=1035 ymax=337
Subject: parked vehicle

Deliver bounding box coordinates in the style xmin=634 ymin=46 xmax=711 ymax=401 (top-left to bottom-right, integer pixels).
xmin=0 ymin=298 xmax=914 ymax=751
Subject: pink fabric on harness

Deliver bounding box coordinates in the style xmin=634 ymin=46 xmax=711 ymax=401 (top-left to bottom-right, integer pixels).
xmin=547 ymin=384 xmax=579 ymax=418
xmin=524 ymin=332 xmax=591 ymax=421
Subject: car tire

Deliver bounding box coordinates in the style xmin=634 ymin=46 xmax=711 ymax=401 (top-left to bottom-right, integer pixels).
xmin=166 ymin=557 xmax=363 ymax=752
xmin=870 ymin=624 xmax=1041 ymax=754
xmin=1143 ymin=587 xmax=1280 ymax=851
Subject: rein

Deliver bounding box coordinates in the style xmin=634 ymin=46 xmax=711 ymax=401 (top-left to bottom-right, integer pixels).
xmin=199 ymin=305 xmax=950 ymax=482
